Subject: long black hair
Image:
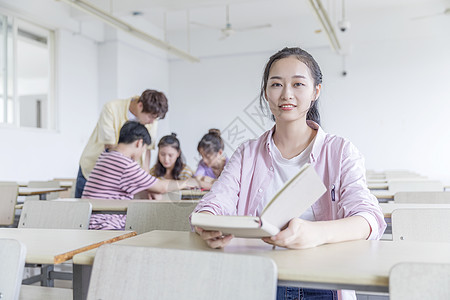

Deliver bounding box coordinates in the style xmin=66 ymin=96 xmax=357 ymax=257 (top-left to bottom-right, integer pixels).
xmin=154 ymin=133 xmax=185 ymax=180
xmin=259 ymin=47 xmax=323 ymax=125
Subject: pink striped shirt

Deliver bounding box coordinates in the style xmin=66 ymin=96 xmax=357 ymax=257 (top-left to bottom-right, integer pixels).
xmin=82 ymin=150 xmax=157 ymax=200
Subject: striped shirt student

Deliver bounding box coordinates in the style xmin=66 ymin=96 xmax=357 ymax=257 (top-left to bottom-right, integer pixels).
xmin=83 ymin=150 xmax=157 ymax=200
xmin=82 ymin=121 xmax=199 ymax=230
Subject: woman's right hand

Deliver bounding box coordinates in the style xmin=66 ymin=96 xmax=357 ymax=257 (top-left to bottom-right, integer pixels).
xmin=195 ymin=175 xmax=215 ymax=190
xmin=195 ymin=226 xmax=233 ymax=249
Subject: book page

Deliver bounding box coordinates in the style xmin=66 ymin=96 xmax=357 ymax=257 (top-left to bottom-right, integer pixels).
xmin=261 ymin=164 xmax=326 ymax=229
xmin=190 ymin=213 xmax=280 ymax=238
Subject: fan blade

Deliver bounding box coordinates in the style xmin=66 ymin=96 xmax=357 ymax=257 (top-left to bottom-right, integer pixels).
xmin=234 ymin=24 xmax=272 ymax=32
xmin=190 ymin=21 xmax=222 ymax=30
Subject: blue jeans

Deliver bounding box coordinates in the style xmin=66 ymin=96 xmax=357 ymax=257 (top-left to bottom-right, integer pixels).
xmin=75 ymin=166 xmax=87 ymax=198
xmin=277 ymin=286 xmax=337 ymax=300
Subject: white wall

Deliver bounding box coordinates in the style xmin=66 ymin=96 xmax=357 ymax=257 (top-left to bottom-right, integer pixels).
xmin=0 ymin=28 xmax=99 ymax=181
xmin=1 ymin=0 xmax=449 ymax=185
xmin=0 ymin=0 xmax=171 ymax=181
xmin=168 ymin=8 xmax=450 ymax=183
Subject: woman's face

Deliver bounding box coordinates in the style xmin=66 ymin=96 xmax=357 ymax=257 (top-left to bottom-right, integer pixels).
xmin=199 ymin=148 xmax=223 ymax=168
xmin=265 ymin=56 xmax=320 ymax=123
xmin=158 ymin=145 xmax=180 ymax=169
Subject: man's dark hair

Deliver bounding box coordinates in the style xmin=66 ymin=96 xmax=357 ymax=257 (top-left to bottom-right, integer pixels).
xmin=118 ymin=121 xmax=151 ymax=145
xmin=139 ymin=89 xmax=169 ymax=119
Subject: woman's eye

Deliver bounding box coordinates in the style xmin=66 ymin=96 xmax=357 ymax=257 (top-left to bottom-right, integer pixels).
xmin=294 ymin=82 xmax=304 ymax=87
xmin=270 ymin=83 xmax=282 ymax=87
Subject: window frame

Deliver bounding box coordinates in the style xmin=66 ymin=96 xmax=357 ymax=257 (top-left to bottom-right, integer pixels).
xmin=0 ymin=9 xmax=57 ymax=131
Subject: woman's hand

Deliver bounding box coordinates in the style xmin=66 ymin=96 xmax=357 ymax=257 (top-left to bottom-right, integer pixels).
xmin=262 ymin=218 xmax=325 ymax=249
xmin=195 ymin=175 xmax=216 ymax=190
xmin=195 ymin=226 xmax=233 ymax=249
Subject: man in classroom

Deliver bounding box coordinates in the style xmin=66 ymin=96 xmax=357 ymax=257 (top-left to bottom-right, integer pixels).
xmin=75 ymin=89 xmax=169 ymax=198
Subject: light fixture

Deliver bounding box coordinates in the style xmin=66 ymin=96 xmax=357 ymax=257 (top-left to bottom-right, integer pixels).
xmin=308 ymin=0 xmax=341 ymax=53
xmin=57 ymin=0 xmax=200 ymax=62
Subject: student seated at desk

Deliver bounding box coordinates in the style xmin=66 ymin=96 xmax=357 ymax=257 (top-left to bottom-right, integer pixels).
xmin=193 ymin=47 xmax=386 ymax=300
xmin=194 ymin=129 xmax=228 ymax=190
xmin=83 ymin=121 xmax=198 ymax=230
xmin=150 ymin=133 xmax=194 ymax=180
xmin=148 ymin=133 xmax=195 ymax=200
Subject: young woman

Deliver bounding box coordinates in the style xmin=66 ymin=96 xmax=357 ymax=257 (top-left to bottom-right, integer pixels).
xmin=150 ymin=133 xmax=194 ymax=180
xmin=193 ymin=47 xmax=386 ymax=300
xmin=194 ymin=129 xmax=228 ymax=190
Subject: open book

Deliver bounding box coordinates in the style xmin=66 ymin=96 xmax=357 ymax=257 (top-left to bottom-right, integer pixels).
xmin=191 ymin=163 xmax=326 ymax=238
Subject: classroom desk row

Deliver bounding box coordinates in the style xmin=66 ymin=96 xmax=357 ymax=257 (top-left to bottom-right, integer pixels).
xmin=15 ymin=198 xmax=201 ymax=214
xmin=16 ymin=198 xmax=450 ymax=219
xmin=18 ymin=187 xmax=69 ymax=200
xmin=71 ymin=230 xmax=450 ymax=298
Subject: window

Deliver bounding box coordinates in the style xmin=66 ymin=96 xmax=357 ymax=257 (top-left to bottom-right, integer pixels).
xmin=0 ymin=12 xmax=55 ymax=129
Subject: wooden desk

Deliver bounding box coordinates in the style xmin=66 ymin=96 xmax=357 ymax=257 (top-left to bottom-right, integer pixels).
xmin=0 ymin=228 xmax=136 ymax=264
xmin=16 ymin=198 xmax=200 ymax=214
xmin=371 ymin=190 xmax=394 ymax=201
xmin=181 ymin=189 xmax=208 ymax=199
xmin=19 ymin=187 xmax=68 ymax=200
xmin=73 ymin=230 xmax=450 ymax=295
xmin=367 ymin=182 xmax=389 ymax=190
xmin=379 ymin=203 xmax=450 ymax=218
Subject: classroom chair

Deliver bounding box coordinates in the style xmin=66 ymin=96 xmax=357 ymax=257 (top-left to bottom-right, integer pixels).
xmin=394 ymin=191 xmax=450 ymax=203
xmin=28 ymin=180 xmax=61 ymax=200
xmin=19 ymin=285 xmax=72 ymax=300
xmin=0 ymin=182 xmax=19 ymax=226
xmin=391 ymin=208 xmax=450 ymax=242
xmin=19 ymin=201 xmax=92 ymax=287
xmin=19 ymin=200 xmax=92 ymax=229
xmin=389 ymin=262 xmax=450 ymax=300
xmin=125 ymin=201 xmax=198 ymax=234
xmin=87 ymin=244 xmax=277 ymax=300
xmin=0 ymin=238 xmax=26 ymax=300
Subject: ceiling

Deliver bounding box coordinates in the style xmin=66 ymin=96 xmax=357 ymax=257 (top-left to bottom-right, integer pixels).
xmin=86 ymin=0 xmax=450 ymax=31
xmin=74 ymin=0 xmax=450 ymax=57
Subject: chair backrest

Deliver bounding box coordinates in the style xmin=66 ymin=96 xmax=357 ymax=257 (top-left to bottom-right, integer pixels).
xmin=161 ymin=190 xmax=182 ymax=201
xmin=18 ymin=200 xmax=92 ymax=229
xmin=28 ymin=180 xmax=61 ymax=200
xmin=125 ymin=201 xmax=198 ymax=234
xmin=389 ymin=262 xmax=450 ymax=300
xmin=0 ymin=182 xmax=19 ymax=226
xmin=391 ymin=208 xmax=450 ymax=242
xmin=388 ymin=180 xmax=443 ymax=192
xmin=87 ymin=244 xmax=277 ymax=300
xmin=394 ymin=191 xmax=450 ymax=203
xmin=53 ymin=178 xmax=76 ymax=198
xmin=0 ymin=238 xmax=26 ymax=300
xmin=27 ymin=180 xmax=60 ymax=188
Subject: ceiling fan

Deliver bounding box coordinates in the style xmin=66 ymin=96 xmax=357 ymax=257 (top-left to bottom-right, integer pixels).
xmin=191 ymin=5 xmax=271 ymax=40
xmin=411 ymin=7 xmax=450 ymax=20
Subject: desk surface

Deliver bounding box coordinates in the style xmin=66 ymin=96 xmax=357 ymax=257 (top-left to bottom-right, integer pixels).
xmin=367 ymin=183 xmax=389 ymax=190
xmin=73 ymin=230 xmax=450 ymax=292
xmin=371 ymin=190 xmax=394 ymax=200
xmin=379 ymin=203 xmax=450 ymax=218
xmin=16 ymin=198 xmax=200 ymax=212
xmin=18 ymin=187 xmax=68 ymax=196
xmin=0 ymin=228 xmax=136 ymax=264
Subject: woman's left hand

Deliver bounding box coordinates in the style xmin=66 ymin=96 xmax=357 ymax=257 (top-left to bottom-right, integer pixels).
xmin=262 ymin=218 xmax=326 ymax=249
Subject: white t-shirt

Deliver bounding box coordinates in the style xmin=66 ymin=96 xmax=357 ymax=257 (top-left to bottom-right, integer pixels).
xmin=256 ymin=134 xmax=316 ymax=221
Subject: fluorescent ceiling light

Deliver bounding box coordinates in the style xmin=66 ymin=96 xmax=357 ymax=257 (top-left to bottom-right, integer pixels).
xmin=58 ymin=0 xmax=200 ymax=62
xmin=308 ymin=0 xmax=341 ymax=53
